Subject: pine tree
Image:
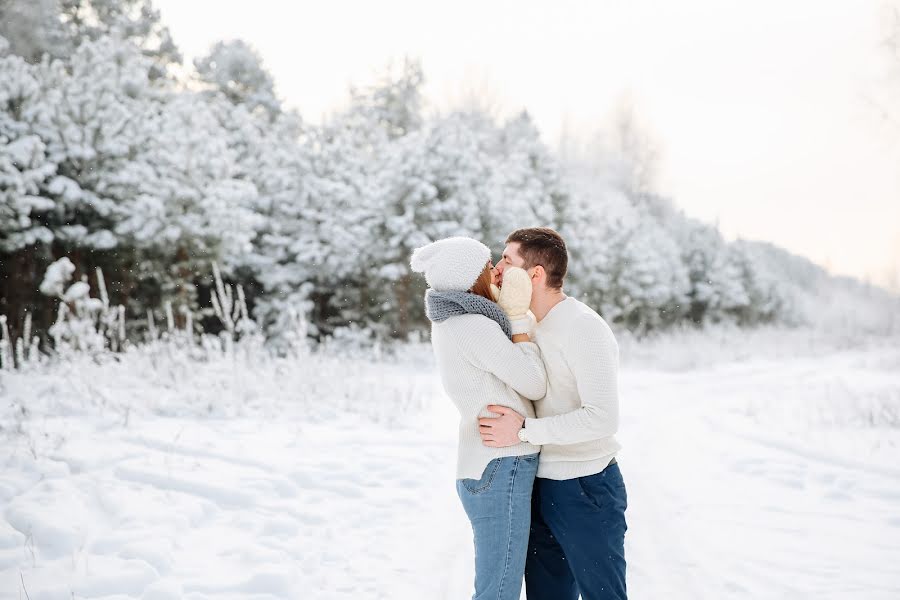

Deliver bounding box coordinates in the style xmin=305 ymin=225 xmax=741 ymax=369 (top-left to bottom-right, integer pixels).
xmin=0 ymin=53 xmax=56 ymax=253
xmin=0 ymin=0 xmax=180 ymax=76
xmin=194 ymin=39 xmax=280 ymax=119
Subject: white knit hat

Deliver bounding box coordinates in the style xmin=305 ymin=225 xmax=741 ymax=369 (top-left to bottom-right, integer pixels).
xmin=410 ymin=236 xmax=491 ymax=291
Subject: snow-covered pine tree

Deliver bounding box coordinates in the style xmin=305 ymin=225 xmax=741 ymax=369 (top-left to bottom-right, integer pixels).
xmin=0 ymin=0 xmax=180 ymax=77
xmin=495 ymin=111 xmax=569 ymax=236
xmin=0 ymin=0 xmax=69 ymax=63
xmin=677 ymin=218 xmax=752 ymax=324
xmin=0 ymin=51 xmax=56 ymax=254
xmin=0 ymin=49 xmax=58 ymax=339
xmin=194 ymin=39 xmax=281 ymax=120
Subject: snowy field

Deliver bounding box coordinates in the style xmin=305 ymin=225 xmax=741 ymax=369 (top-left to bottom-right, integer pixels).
xmin=1 ymin=329 xmax=899 ymax=600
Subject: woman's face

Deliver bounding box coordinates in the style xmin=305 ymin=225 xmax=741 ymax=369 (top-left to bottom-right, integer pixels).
xmin=489 ymin=260 xmax=500 ymax=286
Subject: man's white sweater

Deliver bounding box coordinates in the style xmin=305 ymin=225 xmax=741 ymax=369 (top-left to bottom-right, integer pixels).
xmin=431 ymin=314 xmax=545 ymax=480
xmin=524 ymin=296 xmax=622 ymax=480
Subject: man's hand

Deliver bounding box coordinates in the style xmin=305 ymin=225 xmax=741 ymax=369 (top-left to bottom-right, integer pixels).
xmin=479 ymin=405 xmax=525 ymax=447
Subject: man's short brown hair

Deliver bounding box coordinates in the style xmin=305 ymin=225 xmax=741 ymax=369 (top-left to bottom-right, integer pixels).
xmin=505 ymin=227 xmax=568 ymax=289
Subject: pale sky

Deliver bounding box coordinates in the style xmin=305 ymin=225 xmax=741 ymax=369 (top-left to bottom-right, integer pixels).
xmin=156 ymin=0 xmax=900 ymax=290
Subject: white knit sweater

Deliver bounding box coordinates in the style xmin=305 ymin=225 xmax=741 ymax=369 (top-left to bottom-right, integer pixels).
xmin=524 ymin=297 xmax=622 ymax=480
xmin=430 ymin=313 xmax=545 ymax=480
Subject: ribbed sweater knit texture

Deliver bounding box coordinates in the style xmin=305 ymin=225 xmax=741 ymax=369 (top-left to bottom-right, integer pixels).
xmin=430 ymin=313 xmax=545 ymax=480
xmin=525 ymin=296 xmax=622 ymax=480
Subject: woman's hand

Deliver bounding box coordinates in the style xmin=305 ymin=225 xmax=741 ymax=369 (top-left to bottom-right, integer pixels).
xmin=496 ymin=267 xmax=534 ymax=337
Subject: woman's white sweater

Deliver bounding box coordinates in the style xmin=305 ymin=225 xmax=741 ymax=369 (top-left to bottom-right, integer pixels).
xmin=430 ymin=313 xmax=546 ymax=480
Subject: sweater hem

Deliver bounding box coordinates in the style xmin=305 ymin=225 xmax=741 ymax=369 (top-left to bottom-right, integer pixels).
xmin=456 ymin=443 xmax=542 ymax=481
xmin=536 ymin=453 xmax=617 ymax=480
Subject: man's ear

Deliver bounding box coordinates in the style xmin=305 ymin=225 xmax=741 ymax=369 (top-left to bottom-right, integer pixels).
xmin=531 ymin=265 xmax=545 ymax=283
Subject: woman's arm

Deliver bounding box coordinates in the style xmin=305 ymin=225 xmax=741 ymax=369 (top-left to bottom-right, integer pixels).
xmin=450 ymin=314 xmax=547 ymax=401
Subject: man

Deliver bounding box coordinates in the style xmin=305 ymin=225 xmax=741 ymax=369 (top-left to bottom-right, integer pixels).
xmin=479 ymin=227 xmax=627 ymax=600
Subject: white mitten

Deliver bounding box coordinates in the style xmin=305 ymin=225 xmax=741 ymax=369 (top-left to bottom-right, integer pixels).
xmin=496 ymin=267 xmax=534 ymax=336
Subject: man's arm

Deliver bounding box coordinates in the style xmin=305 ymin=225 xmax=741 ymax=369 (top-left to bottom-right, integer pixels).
xmin=521 ymin=315 xmax=619 ymax=446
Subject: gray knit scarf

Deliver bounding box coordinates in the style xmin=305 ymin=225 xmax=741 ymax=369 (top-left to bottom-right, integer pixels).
xmin=425 ymin=289 xmax=512 ymax=340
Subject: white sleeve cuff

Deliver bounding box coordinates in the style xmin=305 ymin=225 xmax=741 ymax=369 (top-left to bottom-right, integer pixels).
xmin=509 ymin=316 xmax=533 ymax=336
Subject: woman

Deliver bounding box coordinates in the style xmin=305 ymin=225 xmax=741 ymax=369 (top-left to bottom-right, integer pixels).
xmin=410 ymin=236 xmax=545 ymax=600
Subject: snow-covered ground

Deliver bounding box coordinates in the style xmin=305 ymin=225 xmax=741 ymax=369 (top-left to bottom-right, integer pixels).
xmin=1 ymin=330 xmax=899 ymax=599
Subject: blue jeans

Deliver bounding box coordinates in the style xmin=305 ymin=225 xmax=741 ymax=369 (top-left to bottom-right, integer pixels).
xmin=524 ymin=461 xmax=628 ymax=600
xmin=456 ymin=453 xmax=540 ymax=600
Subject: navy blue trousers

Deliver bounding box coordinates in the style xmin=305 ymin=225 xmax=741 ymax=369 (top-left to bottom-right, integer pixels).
xmin=524 ymin=461 xmax=628 ymax=600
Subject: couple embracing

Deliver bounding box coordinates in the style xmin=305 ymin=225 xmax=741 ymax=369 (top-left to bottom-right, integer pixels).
xmin=411 ymin=227 xmax=627 ymax=600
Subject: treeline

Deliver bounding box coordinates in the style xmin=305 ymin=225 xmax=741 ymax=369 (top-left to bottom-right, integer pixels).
xmin=0 ymin=0 xmax=874 ymax=350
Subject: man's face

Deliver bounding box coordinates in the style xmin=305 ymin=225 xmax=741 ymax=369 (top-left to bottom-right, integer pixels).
xmin=495 ymin=242 xmax=528 ymax=287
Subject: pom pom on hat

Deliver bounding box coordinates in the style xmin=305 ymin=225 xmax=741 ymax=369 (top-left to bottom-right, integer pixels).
xmin=410 ymin=236 xmax=491 ymax=292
